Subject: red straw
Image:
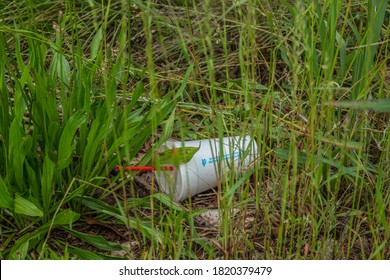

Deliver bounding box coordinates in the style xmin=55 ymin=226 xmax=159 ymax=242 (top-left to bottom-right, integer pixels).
xmin=114 ymin=165 xmax=174 ymax=172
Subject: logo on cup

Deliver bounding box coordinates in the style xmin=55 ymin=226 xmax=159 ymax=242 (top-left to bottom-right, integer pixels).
xmin=202 ymin=152 xmax=241 ymax=167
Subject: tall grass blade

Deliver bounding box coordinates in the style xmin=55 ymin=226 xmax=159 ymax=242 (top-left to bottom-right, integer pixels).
xmin=62 ymin=227 xmax=122 ymax=251
xmin=327 ymin=98 xmax=390 ymax=112
xmin=0 ymin=176 xmax=13 ymax=209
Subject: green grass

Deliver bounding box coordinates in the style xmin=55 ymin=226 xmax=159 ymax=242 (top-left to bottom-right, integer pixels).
xmin=0 ymin=0 xmax=389 ymax=260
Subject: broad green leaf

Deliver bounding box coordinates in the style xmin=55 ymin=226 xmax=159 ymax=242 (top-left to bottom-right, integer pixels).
xmin=81 ymin=116 xmax=109 ymax=175
xmin=53 ymin=52 xmax=71 ymax=86
xmin=25 ymin=161 xmax=39 ymax=199
xmin=129 ymin=81 xmax=144 ymax=109
xmin=157 ymin=146 xmax=200 ymax=167
xmin=57 ymin=110 xmax=87 ymax=170
xmin=0 ymin=176 xmax=13 ymax=209
xmin=326 ymin=98 xmax=390 ymax=112
xmin=8 ymin=240 xmax=29 ymax=260
xmin=8 ymin=119 xmax=25 ymax=189
xmin=42 ymin=154 xmax=55 ymax=213
xmin=33 ymin=71 xmax=59 ymax=125
xmin=14 ymin=72 xmax=29 ymax=121
xmin=77 ymin=196 xmax=120 ymax=215
xmin=62 ymin=227 xmax=122 ymax=251
xmin=90 ymin=27 xmax=103 ymax=61
xmin=14 ymin=194 xmax=43 ymax=217
xmin=53 ymin=209 xmax=80 ymax=225
xmin=8 ymin=224 xmax=50 ymax=259
xmin=47 ymin=122 xmax=59 ymax=151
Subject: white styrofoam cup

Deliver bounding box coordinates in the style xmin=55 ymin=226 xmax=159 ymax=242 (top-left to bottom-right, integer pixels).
xmin=154 ymin=135 xmax=258 ymax=201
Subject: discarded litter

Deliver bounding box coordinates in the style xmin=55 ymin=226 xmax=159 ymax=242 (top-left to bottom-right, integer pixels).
xmin=154 ymin=135 xmax=258 ymax=201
